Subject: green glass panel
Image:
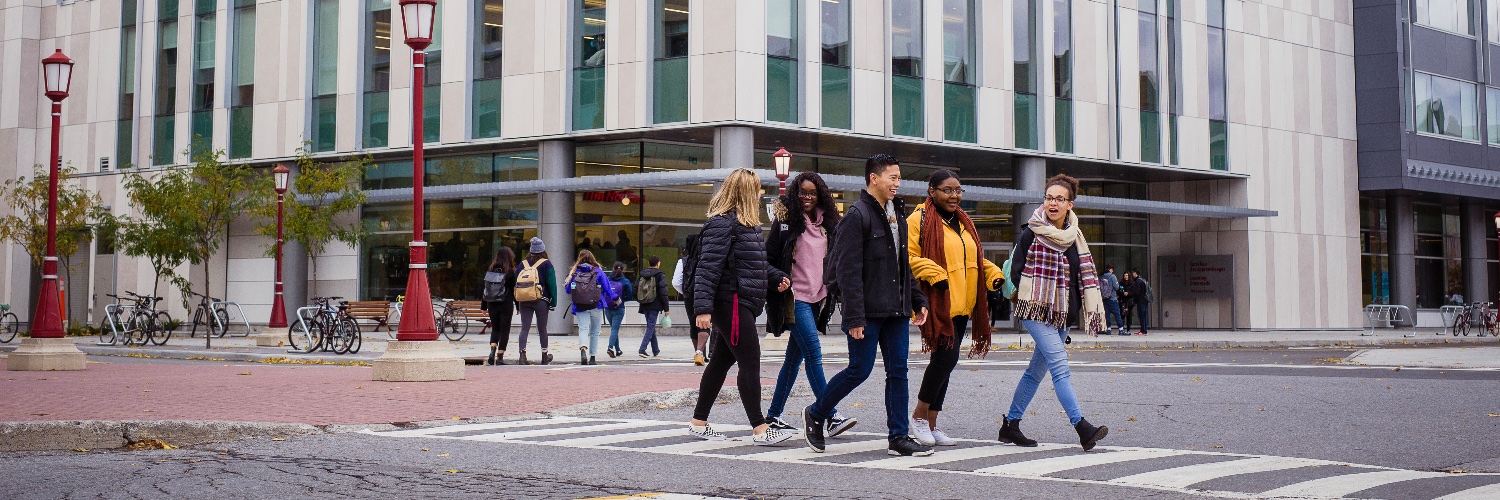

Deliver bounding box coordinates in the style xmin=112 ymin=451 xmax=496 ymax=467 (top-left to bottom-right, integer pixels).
xmin=364 ymin=91 xmax=389 ymax=148
xmin=1168 ymin=114 xmax=1178 ymax=164
xmin=655 ymin=58 xmax=688 ymax=123
xmin=766 ymin=57 xmax=797 ymax=124
xmin=892 ymin=75 xmax=923 ymax=137
xmin=943 ymin=83 xmax=975 ymax=143
xmin=1210 ymin=119 xmax=1228 ymax=170
xmin=116 ymin=119 xmax=133 ymax=168
xmin=1055 ymin=97 xmax=1073 ymax=153
xmin=196 ymin=0 xmax=214 ymax=15
xmin=574 ymin=67 xmax=605 ymax=130
xmin=1014 ymin=93 xmax=1037 ymax=150
xmin=159 ymin=0 xmax=178 ymax=19
xmin=424 ymin=84 xmax=441 ymax=143
xmin=1141 ymin=111 xmax=1161 ymax=163
xmin=821 ymin=65 xmax=851 ymax=129
xmin=190 ymin=110 xmax=211 ymax=155
xmin=230 ymin=107 xmax=253 ymax=158
xmin=473 ymin=79 xmax=502 ymax=139
xmin=153 ymin=115 xmax=175 ymax=166
xmin=312 ymin=96 xmax=337 ymax=152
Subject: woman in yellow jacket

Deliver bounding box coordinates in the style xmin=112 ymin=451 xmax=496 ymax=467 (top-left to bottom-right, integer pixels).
xmin=906 ymin=169 xmax=1004 ymax=446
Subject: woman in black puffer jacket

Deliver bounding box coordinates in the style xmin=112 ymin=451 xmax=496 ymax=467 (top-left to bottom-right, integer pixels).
xmin=687 ymin=168 xmax=792 ymax=446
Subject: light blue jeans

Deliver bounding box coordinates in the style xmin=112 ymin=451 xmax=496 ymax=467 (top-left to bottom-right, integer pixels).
xmin=1006 ymin=320 xmax=1084 ymax=425
xmin=576 ymin=308 xmax=604 ymax=355
xmin=766 ymin=301 xmax=834 ymax=419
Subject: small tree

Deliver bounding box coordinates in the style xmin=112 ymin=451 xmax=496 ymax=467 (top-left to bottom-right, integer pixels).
xmin=252 ymin=145 xmax=370 ymax=297
xmin=0 ymin=164 xmax=105 ymax=318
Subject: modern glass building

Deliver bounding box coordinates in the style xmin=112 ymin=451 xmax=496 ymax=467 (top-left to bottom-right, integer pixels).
xmin=0 ymin=0 xmax=1362 ymax=331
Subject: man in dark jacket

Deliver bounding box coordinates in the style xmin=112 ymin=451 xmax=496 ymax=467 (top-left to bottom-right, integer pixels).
xmin=803 ymin=154 xmax=932 ymax=457
xmin=636 ymin=256 xmax=670 ymax=357
xmin=1126 ymin=270 xmax=1152 ymax=335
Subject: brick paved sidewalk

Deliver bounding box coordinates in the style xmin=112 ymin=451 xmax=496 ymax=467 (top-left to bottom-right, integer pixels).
xmin=0 ymin=359 xmax=706 ymax=426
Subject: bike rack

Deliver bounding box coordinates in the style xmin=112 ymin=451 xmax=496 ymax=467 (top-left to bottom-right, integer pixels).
xmin=1439 ymin=305 xmax=1465 ymax=336
xmin=288 ymin=306 xmax=322 ymax=353
xmin=212 ymin=300 xmax=256 ymax=337
xmin=1362 ymin=304 xmax=1417 ymax=338
xmin=94 ymin=303 xmax=136 ymax=346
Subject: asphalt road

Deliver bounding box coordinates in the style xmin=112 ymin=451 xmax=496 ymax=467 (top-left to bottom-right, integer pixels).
xmin=2 ymin=346 xmax=1498 ymax=499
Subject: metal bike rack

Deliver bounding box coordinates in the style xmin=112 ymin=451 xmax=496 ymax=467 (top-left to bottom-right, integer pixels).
xmin=1439 ymin=305 xmax=1465 ymax=336
xmin=1363 ymin=304 xmax=1416 ymax=338
xmin=288 ymin=306 xmax=322 ymax=353
xmin=94 ymin=303 xmax=135 ymax=346
xmin=212 ymin=300 xmax=256 ymax=337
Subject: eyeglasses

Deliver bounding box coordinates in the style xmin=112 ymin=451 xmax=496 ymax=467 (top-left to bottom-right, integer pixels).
xmin=934 ymin=187 xmax=964 ymax=196
xmin=1043 ymin=195 xmax=1072 ymax=204
xmin=798 ymin=191 xmax=819 ymax=199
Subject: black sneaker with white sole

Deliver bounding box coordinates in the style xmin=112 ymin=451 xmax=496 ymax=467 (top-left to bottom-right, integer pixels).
xmin=802 ymin=405 xmax=826 ymax=453
xmin=888 ymin=436 xmax=935 ymax=457
xmin=826 ymin=413 xmax=857 ymax=437
xmin=766 ymin=416 xmax=796 ymax=431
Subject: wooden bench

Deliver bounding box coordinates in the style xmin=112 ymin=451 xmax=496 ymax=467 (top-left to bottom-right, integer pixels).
xmin=447 ymin=301 xmax=491 ymax=336
xmin=345 ymin=300 xmax=393 ymax=332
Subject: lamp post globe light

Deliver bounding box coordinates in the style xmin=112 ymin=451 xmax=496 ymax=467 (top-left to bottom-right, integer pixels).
xmin=773 ymin=147 xmax=792 ymax=195
xmin=268 ymin=164 xmax=291 ymax=329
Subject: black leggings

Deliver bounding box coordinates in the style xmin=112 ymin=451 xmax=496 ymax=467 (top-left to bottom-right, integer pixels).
xmin=916 ymin=316 xmax=968 ymax=412
xmin=685 ymin=297 xmax=710 ymax=353
xmin=488 ymin=301 xmax=515 ymax=351
xmin=691 ymin=298 xmax=763 ymax=427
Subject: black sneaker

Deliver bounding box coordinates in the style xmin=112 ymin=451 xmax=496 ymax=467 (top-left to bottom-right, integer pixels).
xmin=766 ymin=416 xmax=796 ymax=431
xmin=826 ymin=413 xmax=857 ymax=437
xmin=802 ymin=405 xmax=826 ymax=453
xmin=888 ymin=435 xmax=935 ymax=457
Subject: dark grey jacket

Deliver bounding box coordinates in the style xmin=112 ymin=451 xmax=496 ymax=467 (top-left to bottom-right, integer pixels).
xmin=636 ymin=267 xmax=671 ymax=315
xmin=691 ymin=211 xmax=788 ymax=316
xmin=831 ymin=190 xmax=928 ymax=329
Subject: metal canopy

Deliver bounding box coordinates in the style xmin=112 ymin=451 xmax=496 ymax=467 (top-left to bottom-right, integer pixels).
xmin=361 ymin=168 xmax=1277 ymax=219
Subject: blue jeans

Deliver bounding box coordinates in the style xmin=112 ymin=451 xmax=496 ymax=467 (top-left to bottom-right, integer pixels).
xmin=638 ymin=311 xmax=660 ymax=355
xmin=1135 ymin=303 xmax=1151 ymax=333
xmin=1007 ymin=320 xmax=1084 ymax=425
xmin=811 ymin=316 xmax=910 ymax=441
xmin=575 ymin=308 xmax=603 ymax=355
xmin=605 ymin=307 xmax=626 ymax=352
xmin=1103 ymin=298 xmax=1122 ymax=329
xmin=767 ymin=301 xmax=835 ymax=419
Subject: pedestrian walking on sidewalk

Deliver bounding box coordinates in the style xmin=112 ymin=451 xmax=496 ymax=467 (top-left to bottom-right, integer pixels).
xmin=673 ymin=237 xmax=710 ymax=366
xmin=1100 ymin=265 xmax=1124 ymax=335
xmin=998 ymin=174 xmax=1110 ymax=452
xmin=1127 ymin=270 xmax=1153 ymax=335
xmin=802 ymin=155 xmax=932 ymax=458
xmin=637 ymin=256 xmax=670 ymax=357
xmin=1120 ymin=271 xmax=1135 ymax=333
xmin=763 ymin=172 xmax=858 ymax=437
xmin=515 ymin=237 xmax=557 ymax=365
xmin=906 ymin=169 xmax=1004 ymax=447
xmin=482 ymin=247 xmax=518 ymax=365
xmin=566 ymin=250 xmax=618 ymax=365
xmin=604 ymin=261 xmax=635 ymax=358
xmin=686 ymin=168 xmax=794 ymax=446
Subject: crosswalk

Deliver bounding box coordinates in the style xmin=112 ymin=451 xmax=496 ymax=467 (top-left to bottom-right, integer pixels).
xmin=367 ymin=416 xmax=1500 ymax=499
xmin=617 ymin=356 xmax=1500 ymax=372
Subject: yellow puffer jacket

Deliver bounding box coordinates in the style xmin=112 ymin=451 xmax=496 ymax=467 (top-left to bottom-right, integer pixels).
xmin=907 ymin=208 xmax=1003 ymax=318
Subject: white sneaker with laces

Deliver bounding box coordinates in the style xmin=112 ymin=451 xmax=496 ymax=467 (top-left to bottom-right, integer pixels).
xmin=688 ymin=424 xmax=728 ymax=441
xmin=909 ymin=417 xmax=935 ymax=446
xmin=930 ymin=428 xmax=958 ymax=446
xmin=753 ymin=428 xmax=794 ymax=446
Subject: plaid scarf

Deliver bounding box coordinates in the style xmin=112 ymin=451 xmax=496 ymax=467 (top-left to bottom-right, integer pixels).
xmin=916 ymin=200 xmax=992 ymax=358
xmin=1014 ymin=207 xmax=1107 ymax=335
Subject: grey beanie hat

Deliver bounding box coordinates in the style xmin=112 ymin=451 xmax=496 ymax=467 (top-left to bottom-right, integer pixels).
xmin=529 ymin=237 xmax=546 ymax=254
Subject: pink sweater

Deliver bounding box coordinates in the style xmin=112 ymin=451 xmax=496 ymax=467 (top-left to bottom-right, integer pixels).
xmin=791 ymin=209 xmax=829 ymax=303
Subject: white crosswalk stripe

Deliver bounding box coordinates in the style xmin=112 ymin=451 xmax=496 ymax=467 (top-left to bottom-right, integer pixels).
xmin=370 ymin=416 xmax=1500 ymax=500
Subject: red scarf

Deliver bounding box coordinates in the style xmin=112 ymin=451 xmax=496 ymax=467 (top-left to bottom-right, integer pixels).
xmin=917 ymin=200 xmax=992 ymax=358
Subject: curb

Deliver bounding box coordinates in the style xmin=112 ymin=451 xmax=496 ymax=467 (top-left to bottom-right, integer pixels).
xmin=0 ymin=420 xmax=322 ymax=453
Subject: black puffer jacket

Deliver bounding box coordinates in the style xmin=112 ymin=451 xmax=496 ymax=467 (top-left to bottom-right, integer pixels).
xmin=832 ymin=191 xmax=928 ymax=329
xmin=766 ymin=198 xmax=838 ymax=335
xmin=692 ymin=211 xmax=788 ymax=316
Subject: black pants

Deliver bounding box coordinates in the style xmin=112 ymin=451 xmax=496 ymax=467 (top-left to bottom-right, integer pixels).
xmin=488 ymin=301 xmax=515 ymax=351
xmin=1122 ymin=304 xmax=1134 ymax=330
xmin=692 ymin=298 xmax=763 ymax=427
xmin=916 ymin=316 xmax=968 ymax=412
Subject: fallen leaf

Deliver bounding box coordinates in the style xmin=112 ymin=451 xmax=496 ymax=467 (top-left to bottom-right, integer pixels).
xmin=1444 ymin=469 xmax=1468 ymax=474
xmin=451 ymin=416 xmax=463 ymax=420
xmin=270 ymin=437 xmax=285 ymax=441
xmin=355 ymin=386 xmax=364 ymax=389
xmin=437 ymin=453 xmax=450 ymax=457
xmin=656 ymin=404 xmax=669 ymax=409
xmin=1127 ymin=416 xmax=1137 ymax=422
xmin=444 ymin=469 xmax=459 ymax=473
xmin=1191 ymin=376 xmax=1203 ymax=382
xmin=237 ymin=372 xmax=252 ymax=376
xmin=421 ymin=448 xmax=430 ymax=452
xmin=1394 ymin=366 xmax=1402 ymax=372
xmin=851 ymin=403 xmax=865 ymax=407
xmin=1488 ymin=413 xmax=1499 ymax=417
xmin=1212 ymin=445 xmax=1224 ymax=449
xmin=71 ymin=448 xmax=90 ymax=452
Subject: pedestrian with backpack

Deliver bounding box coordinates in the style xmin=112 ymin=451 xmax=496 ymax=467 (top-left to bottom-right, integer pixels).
xmin=997 ymin=174 xmax=1110 ymax=452
xmin=604 ymin=261 xmax=635 ymax=358
xmin=687 ymin=168 xmax=793 ymax=446
xmin=637 ymin=255 xmax=670 ymax=357
xmin=481 ymin=247 xmax=518 ymax=365
xmin=1127 ymin=270 xmax=1153 ymax=335
xmin=674 ymin=236 xmax=710 ymax=365
xmin=566 ymin=249 xmax=618 ymax=365
xmin=514 ymin=237 xmax=556 ymax=365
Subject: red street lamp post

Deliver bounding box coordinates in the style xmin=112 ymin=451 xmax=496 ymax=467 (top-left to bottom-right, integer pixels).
xmin=269 ymin=164 xmax=291 ymax=329
xmin=31 ymin=50 xmax=74 ymax=339
xmin=773 ymin=147 xmax=792 ymax=195
xmin=395 ymin=0 xmax=439 ymax=341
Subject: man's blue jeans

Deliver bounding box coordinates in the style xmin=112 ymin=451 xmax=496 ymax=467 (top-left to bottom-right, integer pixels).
xmin=767 ymin=301 xmax=835 ymax=419
xmin=1006 ymin=320 xmax=1084 ymax=425
xmin=1103 ymin=298 xmax=1122 ymax=329
xmin=638 ymin=310 xmax=660 ymax=356
xmin=605 ymin=307 xmax=625 ymax=353
xmin=810 ymin=316 xmax=910 ymax=441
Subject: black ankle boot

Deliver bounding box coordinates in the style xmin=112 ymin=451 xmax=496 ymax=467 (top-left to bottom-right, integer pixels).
xmin=998 ymin=417 xmax=1038 ymax=447
xmin=518 ymin=350 xmax=530 ymax=365
xmin=588 ymin=355 xmax=596 ymax=365
xmin=1075 ymin=418 xmax=1108 ymax=451
xmin=495 ymin=352 xmax=506 ymax=365
xmin=487 ymin=347 xmax=497 ymax=366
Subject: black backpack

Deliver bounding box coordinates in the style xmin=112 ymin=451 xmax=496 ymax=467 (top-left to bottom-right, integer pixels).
xmin=481 ymin=271 xmax=510 ymax=302
xmin=571 ymin=268 xmax=603 ymax=311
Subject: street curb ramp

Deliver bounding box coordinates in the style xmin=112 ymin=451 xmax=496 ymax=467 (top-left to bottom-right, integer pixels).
xmin=0 ymin=420 xmax=322 ymax=452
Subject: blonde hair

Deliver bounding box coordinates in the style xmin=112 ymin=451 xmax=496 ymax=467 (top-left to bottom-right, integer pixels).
xmin=705 ymin=168 xmax=764 ymax=226
xmin=569 ymin=249 xmax=600 ymax=278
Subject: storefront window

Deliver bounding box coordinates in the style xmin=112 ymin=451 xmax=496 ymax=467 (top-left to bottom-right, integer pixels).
xmin=1413 ymin=204 xmax=1462 ymax=308
xmin=1360 ymin=197 xmax=1391 ymax=305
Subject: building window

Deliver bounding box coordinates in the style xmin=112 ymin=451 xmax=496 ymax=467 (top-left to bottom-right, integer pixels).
xmin=363 ymin=0 xmax=392 ymax=148
xmin=311 ymin=0 xmax=340 ymax=151
xmin=1207 ymin=0 xmax=1227 ymax=170
xmin=891 ymin=0 xmax=923 ymax=137
xmin=655 ymin=0 xmax=689 ymax=124
xmin=1413 ymin=204 xmax=1463 ymax=308
xmin=1166 ymin=0 xmax=1180 ymax=164
xmin=1413 ymin=0 xmax=1473 ymax=36
xmin=117 ymin=2 xmax=138 ymax=168
xmin=230 ymin=0 xmax=255 ymax=159
xmin=1488 ymin=87 xmax=1500 ymax=144
xmin=1138 ymin=1 xmax=1161 ymax=163
xmin=190 ymin=2 xmax=215 ymax=156
xmin=473 ymin=0 xmax=503 ymax=139
xmin=1014 ymin=0 xmax=1038 ymax=149
xmin=1359 ymin=197 xmax=1391 ymax=305
xmin=820 ymin=0 xmax=851 ymax=129
xmin=575 ymin=0 xmax=607 ymax=131
xmin=942 ymin=0 xmax=976 ymax=143
xmin=1053 ymin=0 xmax=1073 ymax=153
xmin=422 ymin=4 xmax=443 ymax=144
xmin=1489 ymin=0 xmax=1500 ymax=44
xmin=1414 ymin=72 xmax=1480 ymax=141
xmin=153 ymin=2 xmax=179 ymax=166
xmin=767 ymin=0 xmax=798 ymax=124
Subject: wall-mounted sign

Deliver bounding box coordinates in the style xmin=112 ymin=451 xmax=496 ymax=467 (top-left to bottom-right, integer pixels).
xmin=1158 ymin=255 xmax=1234 ymax=299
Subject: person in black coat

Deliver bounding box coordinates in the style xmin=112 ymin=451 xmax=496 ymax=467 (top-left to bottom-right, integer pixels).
xmin=636 ymin=256 xmax=671 ymax=357
xmin=481 ymin=247 xmax=518 ymax=365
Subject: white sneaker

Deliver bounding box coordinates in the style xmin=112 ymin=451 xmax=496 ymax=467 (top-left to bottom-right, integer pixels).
xmin=930 ymin=428 xmax=958 ymax=446
xmin=909 ymin=417 xmax=935 ymax=446
xmin=688 ymin=424 xmax=727 ymax=441
xmin=753 ymin=427 xmax=794 ymax=446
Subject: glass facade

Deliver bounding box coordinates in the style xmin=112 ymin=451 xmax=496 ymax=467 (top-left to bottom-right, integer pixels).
xmin=820 ymin=0 xmax=852 ymax=129
xmin=1413 ymin=0 xmax=1473 ymax=35
xmin=1489 ymin=87 xmax=1500 ymax=144
xmin=1207 ymin=0 xmax=1228 ymax=170
xmin=766 ymin=0 xmax=798 ymax=124
xmin=230 ymin=0 xmax=255 ymax=159
xmin=1414 ymin=204 xmax=1463 ymax=309
xmin=1166 ymin=0 xmax=1181 ymax=164
xmin=1014 ymin=0 xmax=1038 ymax=149
xmin=891 ymin=0 xmax=923 ymax=137
xmin=1053 ymin=0 xmax=1073 ymax=153
xmin=1360 ymin=198 xmax=1391 ymax=306
xmin=1491 ymin=0 xmax=1500 ymax=44
xmin=474 ymin=0 xmax=504 ymax=139
xmin=423 ymin=3 xmax=444 ymax=144
xmin=575 ymin=0 xmax=607 ymax=130
xmin=655 ymin=0 xmax=689 ymax=124
xmin=153 ymin=1 xmax=179 ymax=166
xmin=190 ymin=2 xmax=215 ymax=156
xmin=942 ymin=0 xmax=976 ymax=143
xmin=364 ymin=0 xmax=392 ymax=148
xmin=1138 ymin=1 xmax=1161 ymax=163
xmin=311 ymin=0 xmax=340 ymax=152
xmin=1414 ymin=72 xmax=1480 ymax=141
xmin=117 ymin=2 xmax=138 ymax=168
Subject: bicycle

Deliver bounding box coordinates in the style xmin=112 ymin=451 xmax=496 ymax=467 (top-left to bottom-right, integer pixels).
xmin=1453 ymin=302 xmax=1498 ymax=337
xmin=122 ymin=291 xmax=173 ymax=346
xmin=290 ymin=296 xmax=362 ymax=354
xmin=0 ymin=303 xmax=18 ymax=343
xmin=187 ymin=291 xmax=231 ymax=338
xmin=434 ymin=298 xmax=474 ymax=341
